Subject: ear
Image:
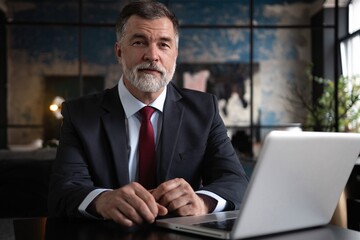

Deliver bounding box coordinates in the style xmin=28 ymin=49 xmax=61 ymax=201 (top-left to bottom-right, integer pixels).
xmin=114 ymin=42 xmax=122 ymax=64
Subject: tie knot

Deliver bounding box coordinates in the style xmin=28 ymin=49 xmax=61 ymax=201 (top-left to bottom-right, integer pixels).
xmin=140 ymin=106 xmax=155 ymax=121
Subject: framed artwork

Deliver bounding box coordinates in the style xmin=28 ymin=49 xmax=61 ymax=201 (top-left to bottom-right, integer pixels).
xmin=173 ymin=63 xmax=260 ymax=127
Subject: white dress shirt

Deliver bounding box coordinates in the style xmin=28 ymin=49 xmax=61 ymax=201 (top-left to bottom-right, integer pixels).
xmin=79 ymin=77 xmax=226 ymax=217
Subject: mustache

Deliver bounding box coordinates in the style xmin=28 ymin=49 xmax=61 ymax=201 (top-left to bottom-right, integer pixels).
xmin=135 ymin=62 xmax=165 ymax=75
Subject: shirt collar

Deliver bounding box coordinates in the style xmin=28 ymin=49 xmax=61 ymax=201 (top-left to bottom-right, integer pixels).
xmin=118 ymin=76 xmax=167 ymax=118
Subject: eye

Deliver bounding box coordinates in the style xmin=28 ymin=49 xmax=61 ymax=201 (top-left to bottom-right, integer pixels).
xmin=132 ymin=41 xmax=145 ymax=46
xmin=160 ymin=42 xmax=170 ymax=49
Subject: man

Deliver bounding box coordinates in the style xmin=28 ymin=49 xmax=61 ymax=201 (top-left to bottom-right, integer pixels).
xmin=48 ymin=0 xmax=248 ymax=227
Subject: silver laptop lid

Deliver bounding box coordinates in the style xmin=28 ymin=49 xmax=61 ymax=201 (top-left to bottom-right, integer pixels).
xmin=232 ymin=131 xmax=360 ymax=239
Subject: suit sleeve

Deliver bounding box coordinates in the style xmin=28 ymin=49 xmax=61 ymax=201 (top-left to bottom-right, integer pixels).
xmin=48 ymin=102 xmax=98 ymax=218
xmin=199 ymin=95 xmax=249 ymax=210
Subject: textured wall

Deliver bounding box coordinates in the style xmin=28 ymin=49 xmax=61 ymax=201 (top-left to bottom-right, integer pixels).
xmin=5 ymin=0 xmax=322 ymax=145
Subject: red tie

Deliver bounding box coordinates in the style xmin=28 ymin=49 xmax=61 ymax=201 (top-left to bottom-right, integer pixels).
xmin=138 ymin=106 xmax=156 ymax=189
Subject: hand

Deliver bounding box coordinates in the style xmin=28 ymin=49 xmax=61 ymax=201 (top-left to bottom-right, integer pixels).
xmin=90 ymin=182 xmax=168 ymax=227
xmin=151 ymin=178 xmax=210 ymax=216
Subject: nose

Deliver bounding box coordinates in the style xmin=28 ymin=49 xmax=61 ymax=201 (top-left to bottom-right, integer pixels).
xmin=144 ymin=44 xmax=159 ymax=62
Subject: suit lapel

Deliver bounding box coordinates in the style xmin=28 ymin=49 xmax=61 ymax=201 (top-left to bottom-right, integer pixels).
xmin=158 ymin=83 xmax=184 ymax=183
xmin=101 ymin=86 xmax=130 ymax=187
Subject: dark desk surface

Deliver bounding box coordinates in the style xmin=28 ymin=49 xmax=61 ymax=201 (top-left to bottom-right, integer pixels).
xmin=9 ymin=217 xmax=360 ymax=240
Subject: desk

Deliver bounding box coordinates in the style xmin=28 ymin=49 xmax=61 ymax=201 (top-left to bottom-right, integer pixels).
xmin=7 ymin=217 xmax=360 ymax=240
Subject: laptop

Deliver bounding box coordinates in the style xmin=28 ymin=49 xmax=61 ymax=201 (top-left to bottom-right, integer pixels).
xmin=156 ymin=131 xmax=360 ymax=239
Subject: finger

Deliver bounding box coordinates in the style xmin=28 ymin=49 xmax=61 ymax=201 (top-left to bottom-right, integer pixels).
xmin=97 ymin=183 xmax=158 ymax=225
xmin=173 ymin=194 xmax=208 ymax=216
xmin=175 ymin=203 xmax=197 ymax=216
xmin=122 ymin=183 xmax=158 ymax=223
xmin=166 ymin=194 xmax=191 ymax=212
xmin=158 ymin=179 xmax=194 ymax=207
xmin=135 ymin=185 xmax=159 ymax=216
xmin=157 ymin=203 xmax=168 ymax=216
xmin=158 ymin=187 xmax=185 ymax=208
xmin=96 ymin=195 xmax=136 ymax=227
xmin=152 ymin=178 xmax=183 ymax=201
xmin=105 ymin=207 xmax=135 ymax=227
xmin=117 ymin=198 xmax=146 ymax=224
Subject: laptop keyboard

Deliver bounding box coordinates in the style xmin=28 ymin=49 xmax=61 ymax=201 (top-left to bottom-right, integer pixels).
xmin=193 ymin=218 xmax=236 ymax=231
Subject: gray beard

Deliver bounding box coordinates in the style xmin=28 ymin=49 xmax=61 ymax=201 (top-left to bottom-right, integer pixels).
xmin=122 ymin=60 xmax=176 ymax=93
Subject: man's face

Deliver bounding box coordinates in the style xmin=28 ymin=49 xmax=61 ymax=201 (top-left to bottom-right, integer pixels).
xmin=115 ymin=15 xmax=178 ymax=93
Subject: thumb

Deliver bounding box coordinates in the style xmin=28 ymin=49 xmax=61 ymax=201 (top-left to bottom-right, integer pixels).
xmin=157 ymin=203 xmax=168 ymax=216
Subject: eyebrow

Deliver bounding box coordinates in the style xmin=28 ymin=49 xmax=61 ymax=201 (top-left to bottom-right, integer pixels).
xmin=130 ymin=33 xmax=147 ymax=41
xmin=130 ymin=33 xmax=174 ymax=44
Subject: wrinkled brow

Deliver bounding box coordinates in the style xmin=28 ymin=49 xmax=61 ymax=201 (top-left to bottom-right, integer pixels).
xmin=130 ymin=33 xmax=174 ymax=44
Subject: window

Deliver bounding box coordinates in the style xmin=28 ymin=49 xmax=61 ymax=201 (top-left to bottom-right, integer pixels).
xmin=349 ymin=0 xmax=360 ymax=34
xmin=2 ymin=0 xmax=342 ymax=153
xmin=341 ymin=0 xmax=360 ymax=77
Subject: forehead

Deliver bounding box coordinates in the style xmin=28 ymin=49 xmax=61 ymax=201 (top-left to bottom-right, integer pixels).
xmin=124 ymin=15 xmax=176 ymax=40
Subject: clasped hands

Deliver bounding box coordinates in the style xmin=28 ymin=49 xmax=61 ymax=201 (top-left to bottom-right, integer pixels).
xmin=91 ymin=178 xmax=211 ymax=227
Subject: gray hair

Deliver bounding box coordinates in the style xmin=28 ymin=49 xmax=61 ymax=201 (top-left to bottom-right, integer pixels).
xmin=115 ymin=1 xmax=179 ymax=47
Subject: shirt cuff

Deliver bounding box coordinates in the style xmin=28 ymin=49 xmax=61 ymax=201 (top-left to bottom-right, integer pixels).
xmin=195 ymin=190 xmax=227 ymax=213
xmin=78 ymin=189 xmax=112 ymax=219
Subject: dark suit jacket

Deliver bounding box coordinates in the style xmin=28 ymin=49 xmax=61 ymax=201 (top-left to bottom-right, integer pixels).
xmin=48 ymin=83 xmax=249 ymax=217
